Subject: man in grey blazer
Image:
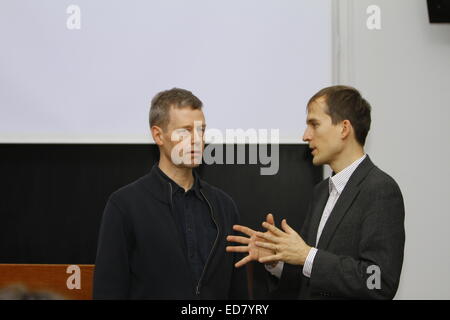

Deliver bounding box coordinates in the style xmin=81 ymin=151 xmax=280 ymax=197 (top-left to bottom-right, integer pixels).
xmin=227 ymin=85 xmax=405 ymax=299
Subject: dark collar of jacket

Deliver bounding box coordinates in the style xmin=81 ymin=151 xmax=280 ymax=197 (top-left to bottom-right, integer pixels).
xmin=140 ymin=163 xmax=207 ymax=206
xmin=154 ymin=164 xmax=203 ymax=201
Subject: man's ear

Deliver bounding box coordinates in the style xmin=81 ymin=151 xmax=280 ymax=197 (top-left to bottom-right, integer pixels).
xmin=341 ymin=120 xmax=352 ymax=140
xmin=151 ymin=125 xmax=164 ymax=146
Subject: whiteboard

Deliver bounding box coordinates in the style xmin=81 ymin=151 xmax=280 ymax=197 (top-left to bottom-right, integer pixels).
xmin=0 ymin=0 xmax=332 ymax=143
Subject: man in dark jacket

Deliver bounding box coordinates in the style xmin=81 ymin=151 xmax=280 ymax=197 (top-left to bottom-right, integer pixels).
xmin=93 ymin=88 xmax=247 ymax=299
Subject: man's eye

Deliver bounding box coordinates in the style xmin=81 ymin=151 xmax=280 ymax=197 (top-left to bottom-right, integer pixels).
xmin=176 ymin=129 xmax=190 ymax=136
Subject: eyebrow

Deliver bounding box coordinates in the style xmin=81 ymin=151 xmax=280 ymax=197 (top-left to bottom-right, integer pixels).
xmin=306 ymin=119 xmax=319 ymax=125
xmin=178 ymin=124 xmax=207 ymax=129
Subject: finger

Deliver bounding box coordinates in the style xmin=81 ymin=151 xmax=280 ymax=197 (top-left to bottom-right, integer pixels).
xmin=254 ymin=236 xmax=268 ymax=242
xmin=255 ymin=231 xmax=280 ymax=243
xmin=255 ymin=241 xmax=277 ymax=251
xmin=226 ymin=235 xmax=250 ymax=245
xmin=235 ymin=255 xmax=252 ymax=268
xmin=226 ymin=246 xmax=249 ymax=253
xmin=266 ymin=213 xmax=275 ymax=225
xmin=262 ymin=221 xmax=285 ymax=237
xmin=233 ymin=225 xmax=256 ymax=237
xmin=281 ymin=219 xmax=295 ymax=235
xmin=258 ymin=254 xmax=282 ymax=264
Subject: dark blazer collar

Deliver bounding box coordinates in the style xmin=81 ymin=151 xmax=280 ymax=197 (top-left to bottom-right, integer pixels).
xmin=308 ymin=155 xmax=376 ymax=249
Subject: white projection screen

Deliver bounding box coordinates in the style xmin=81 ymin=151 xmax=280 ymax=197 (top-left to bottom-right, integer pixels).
xmin=0 ymin=0 xmax=332 ymax=143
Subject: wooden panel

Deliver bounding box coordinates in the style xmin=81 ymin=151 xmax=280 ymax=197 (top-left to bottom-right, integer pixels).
xmin=0 ymin=264 xmax=94 ymax=300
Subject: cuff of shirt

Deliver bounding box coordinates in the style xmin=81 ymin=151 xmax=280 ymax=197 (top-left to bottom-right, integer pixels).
xmin=264 ymin=261 xmax=284 ymax=279
xmin=302 ymin=247 xmax=318 ymax=278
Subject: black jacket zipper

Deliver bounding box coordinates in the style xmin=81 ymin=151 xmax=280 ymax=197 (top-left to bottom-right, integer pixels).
xmin=196 ymin=190 xmax=220 ymax=296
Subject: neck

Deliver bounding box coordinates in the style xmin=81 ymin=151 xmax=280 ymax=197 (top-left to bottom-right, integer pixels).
xmin=329 ymin=144 xmax=365 ymax=174
xmin=158 ymin=156 xmax=194 ymax=191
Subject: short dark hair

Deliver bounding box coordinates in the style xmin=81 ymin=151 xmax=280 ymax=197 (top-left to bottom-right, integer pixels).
xmin=149 ymin=88 xmax=203 ymax=129
xmin=308 ymin=85 xmax=372 ymax=146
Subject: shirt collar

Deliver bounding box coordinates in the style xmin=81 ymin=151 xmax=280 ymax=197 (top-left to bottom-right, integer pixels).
xmin=155 ymin=165 xmax=203 ymax=199
xmin=329 ymin=154 xmax=367 ymax=195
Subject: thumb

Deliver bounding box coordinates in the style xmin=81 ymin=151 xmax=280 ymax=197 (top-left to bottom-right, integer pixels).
xmin=281 ymin=219 xmax=295 ymax=234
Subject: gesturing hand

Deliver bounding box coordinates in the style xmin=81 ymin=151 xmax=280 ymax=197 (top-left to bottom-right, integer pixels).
xmin=254 ymin=219 xmax=312 ymax=266
xmin=226 ymin=213 xmax=278 ymax=268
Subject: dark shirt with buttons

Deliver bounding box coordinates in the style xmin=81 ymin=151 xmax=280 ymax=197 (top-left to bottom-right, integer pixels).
xmin=156 ymin=166 xmax=217 ymax=283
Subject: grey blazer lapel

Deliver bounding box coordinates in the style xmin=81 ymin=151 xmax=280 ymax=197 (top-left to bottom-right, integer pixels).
xmin=316 ymin=156 xmax=376 ymax=250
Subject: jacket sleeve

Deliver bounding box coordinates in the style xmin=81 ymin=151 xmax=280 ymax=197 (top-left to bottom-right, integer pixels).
xmin=309 ymin=181 xmax=405 ymax=299
xmin=228 ymin=200 xmax=249 ymax=299
xmin=93 ymin=197 xmax=131 ymax=299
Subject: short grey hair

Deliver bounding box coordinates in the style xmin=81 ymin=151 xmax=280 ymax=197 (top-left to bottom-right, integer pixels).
xmin=149 ymin=88 xmax=203 ymax=129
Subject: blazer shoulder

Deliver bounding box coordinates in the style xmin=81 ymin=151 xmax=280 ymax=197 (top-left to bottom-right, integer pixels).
xmin=361 ymin=165 xmax=404 ymax=203
xmin=365 ymin=166 xmax=401 ymax=190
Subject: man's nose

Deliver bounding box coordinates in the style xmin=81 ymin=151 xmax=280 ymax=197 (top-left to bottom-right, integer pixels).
xmin=192 ymin=129 xmax=202 ymax=144
xmin=302 ymin=128 xmax=311 ymax=142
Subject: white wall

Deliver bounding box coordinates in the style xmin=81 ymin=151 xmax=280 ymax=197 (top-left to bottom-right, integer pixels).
xmin=336 ymin=0 xmax=450 ymax=299
xmin=0 ymin=0 xmax=331 ymax=143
